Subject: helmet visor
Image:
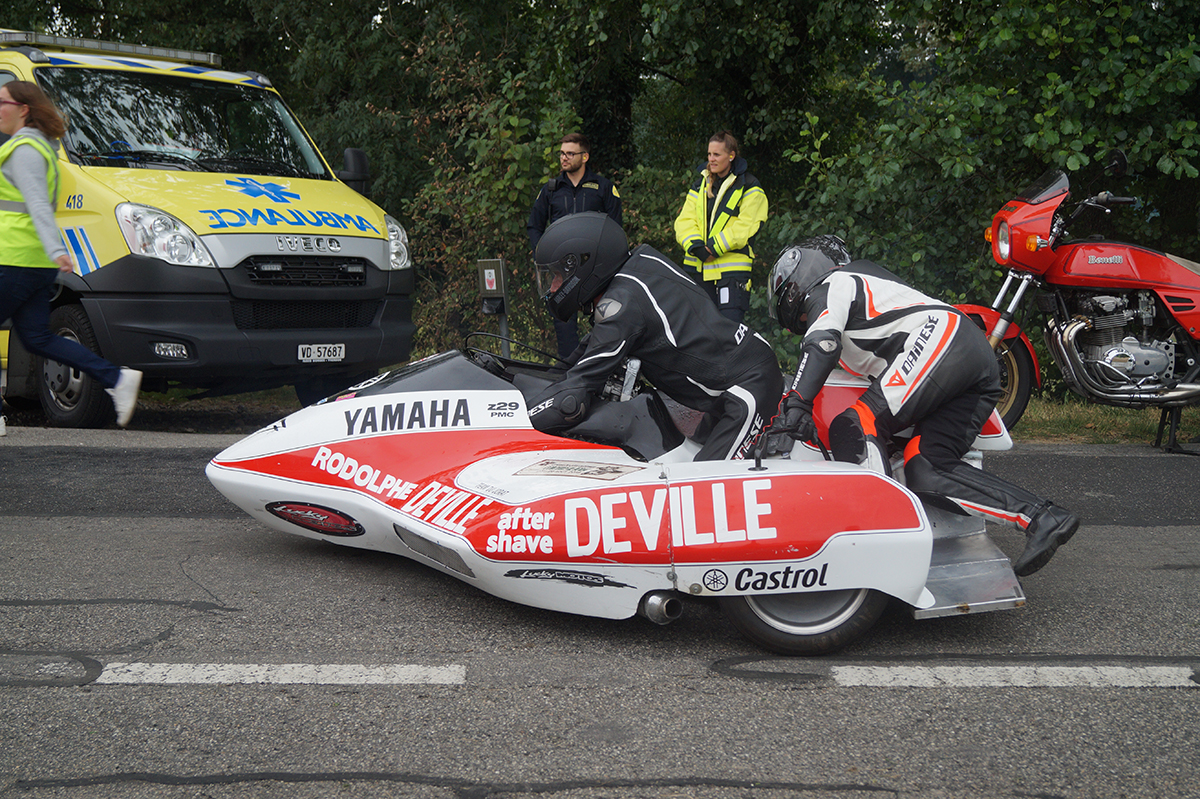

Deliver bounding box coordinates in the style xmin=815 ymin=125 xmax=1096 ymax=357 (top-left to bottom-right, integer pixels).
xmin=535 ymin=254 xmax=575 ymax=299
xmin=767 ymin=246 xmax=803 ymax=322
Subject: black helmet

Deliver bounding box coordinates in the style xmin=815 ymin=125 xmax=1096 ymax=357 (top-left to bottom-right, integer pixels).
xmin=768 ymin=235 xmax=853 ymax=331
xmin=535 ymin=212 xmax=629 ymax=322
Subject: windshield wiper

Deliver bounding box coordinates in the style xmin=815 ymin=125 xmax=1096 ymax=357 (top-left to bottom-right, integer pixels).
xmin=196 ymin=154 xmax=309 ymax=179
xmin=79 ymin=149 xmax=204 ymax=170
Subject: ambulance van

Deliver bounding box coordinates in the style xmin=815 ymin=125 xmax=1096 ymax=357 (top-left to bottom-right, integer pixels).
xmin=0 ymin=30 xmax=415 ymax=427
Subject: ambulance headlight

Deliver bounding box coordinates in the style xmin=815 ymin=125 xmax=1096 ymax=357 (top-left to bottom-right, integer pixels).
xmin=385 ymin=215 xmax=412 ymax=271
xmin=116 ymin=203 xmax=215 ymax=267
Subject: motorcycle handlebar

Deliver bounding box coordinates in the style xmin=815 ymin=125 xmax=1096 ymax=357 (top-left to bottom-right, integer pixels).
xmin=1095 ymin=191 xmax=1137 ymax=206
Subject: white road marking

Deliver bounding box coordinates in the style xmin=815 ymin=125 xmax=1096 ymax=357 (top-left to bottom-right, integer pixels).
xmin=833 ymin=665 xmax=1196 ymax=688
xmin=94 ymin=663 xmax=465 ymax=685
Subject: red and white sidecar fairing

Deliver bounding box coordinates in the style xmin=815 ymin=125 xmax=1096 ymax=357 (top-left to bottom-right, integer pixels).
xmin=207 ymin=349 xmax=1024 ymax=654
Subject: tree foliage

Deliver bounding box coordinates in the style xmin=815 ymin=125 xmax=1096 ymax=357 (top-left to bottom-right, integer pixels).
xmin=15 ymin=0 xmax=1200 ymax=369
xmin=785 ymin=0 xmax=1200 ymax=299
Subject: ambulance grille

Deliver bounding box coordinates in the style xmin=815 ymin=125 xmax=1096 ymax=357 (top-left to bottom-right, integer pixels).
xmin=230 ymin=300 xmax=381 ymax=330
xmin=241 ymin=256 xmax=369 ymax=287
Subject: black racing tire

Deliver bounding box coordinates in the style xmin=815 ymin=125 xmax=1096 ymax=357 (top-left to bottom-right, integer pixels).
xmin=718 ymin=588 xmax=889 ymax=656
xmin=994 ymin=337 xmax=1036 ymax=431
xmin=37 ymin=304 xmax=116 ymax=429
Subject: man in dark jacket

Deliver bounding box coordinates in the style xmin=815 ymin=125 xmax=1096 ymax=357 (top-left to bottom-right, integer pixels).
xmin=528 ymin=212 xmax=782 ymax=461
xmin=527 ymin=133 xmax=622 ymax=359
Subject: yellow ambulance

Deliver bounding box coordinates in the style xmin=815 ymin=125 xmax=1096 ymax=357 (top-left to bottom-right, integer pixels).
xmin=0 ymin=30 xmax=414 ymax=426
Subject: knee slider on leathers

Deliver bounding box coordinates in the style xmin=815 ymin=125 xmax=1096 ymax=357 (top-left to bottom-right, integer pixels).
xmin=828 ymin=408 xmax=889 ymax=474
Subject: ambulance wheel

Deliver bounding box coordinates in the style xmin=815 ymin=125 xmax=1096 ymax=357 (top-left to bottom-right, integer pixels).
xmin=719 ymin=588 xmax=888 ymax=656
xmin=995 ymin=338 xmax=1035 ymax=431
xmin=37 ymin=304 xmax=116 ymax=429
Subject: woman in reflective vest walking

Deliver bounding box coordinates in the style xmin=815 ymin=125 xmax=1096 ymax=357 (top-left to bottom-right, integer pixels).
xmin=0 ymin=80 xmax=140 ymax=427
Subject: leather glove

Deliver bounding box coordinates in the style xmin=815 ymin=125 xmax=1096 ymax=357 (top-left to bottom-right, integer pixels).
xmin=772 ymin=392 xmax=816 ymax=443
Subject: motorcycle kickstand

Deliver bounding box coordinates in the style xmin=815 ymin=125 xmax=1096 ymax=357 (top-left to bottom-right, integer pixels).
xmin=1154 ymin=407 xmax=1200 ymax=455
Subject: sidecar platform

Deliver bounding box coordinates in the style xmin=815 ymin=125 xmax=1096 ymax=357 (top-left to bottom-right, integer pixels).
xmin=912 ymin=503 xmax=1026 ymax=619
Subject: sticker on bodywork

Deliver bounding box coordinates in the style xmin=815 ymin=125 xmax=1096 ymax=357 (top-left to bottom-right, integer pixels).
xmin=514 ymin=460 xmax=644 ymax=480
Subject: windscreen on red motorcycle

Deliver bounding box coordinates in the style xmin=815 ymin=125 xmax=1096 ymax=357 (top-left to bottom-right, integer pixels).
xmin=1016 ymin=169 xmax=1071 ymax=204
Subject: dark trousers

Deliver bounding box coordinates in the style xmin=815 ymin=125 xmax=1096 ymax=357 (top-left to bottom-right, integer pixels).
xmin=698 ymin=273 xmax=751 ymax=325
xmin=0 ymin=265 xmax=120 ymax=389
xmin=552 ymin=314 xmax=580 ymax=361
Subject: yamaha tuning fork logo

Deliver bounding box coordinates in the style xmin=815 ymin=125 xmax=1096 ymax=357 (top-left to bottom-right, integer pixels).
xmin=703 ymin=569 xmax=729 ymax=592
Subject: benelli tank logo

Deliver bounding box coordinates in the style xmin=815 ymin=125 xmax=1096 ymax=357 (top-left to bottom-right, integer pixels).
xmin=1088 ymin=255 xmax=1124 ymax=264
xmin=344 ymin=399 xmax=471 ymax=436
xmin=276 ymin=235 xmax=342 ymax=253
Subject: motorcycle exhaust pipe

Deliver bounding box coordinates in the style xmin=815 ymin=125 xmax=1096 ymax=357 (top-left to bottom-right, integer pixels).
xmin=639 ymin=591 xmax=684 ymax=625
xmin=1051 ymin=318 xmax=1200 ymax=405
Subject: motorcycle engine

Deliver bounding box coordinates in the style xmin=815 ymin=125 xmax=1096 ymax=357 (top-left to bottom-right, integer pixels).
xmin=1074 ymin=294 xmax=1173 ymax=380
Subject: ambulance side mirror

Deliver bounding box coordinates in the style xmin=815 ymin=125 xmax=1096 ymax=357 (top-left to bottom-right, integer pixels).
xmin=338 ymin=148 xmax=371 ymax=196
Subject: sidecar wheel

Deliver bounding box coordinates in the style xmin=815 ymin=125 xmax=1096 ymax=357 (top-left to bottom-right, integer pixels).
xmin=719 ymin=589 xmax=888 ymax=655
xmin=995 ymin=338 xmax=1035 ymax=430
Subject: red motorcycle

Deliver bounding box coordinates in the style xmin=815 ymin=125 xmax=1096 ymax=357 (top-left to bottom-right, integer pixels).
xmin=962 ymin=151 xmax=1200 ymax=451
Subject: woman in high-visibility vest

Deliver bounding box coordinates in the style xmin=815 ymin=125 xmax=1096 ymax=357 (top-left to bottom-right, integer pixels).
xmin=673 ymin=130 xmax=768 ymax=324
xmin=0 ymin=80 xmax=140 ymax=426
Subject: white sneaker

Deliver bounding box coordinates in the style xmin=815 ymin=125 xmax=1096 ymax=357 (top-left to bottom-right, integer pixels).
xmin=0 ymin=415 xmax=6 ymax=437
xmin=106 ymin=368 xmax=142 ymax=427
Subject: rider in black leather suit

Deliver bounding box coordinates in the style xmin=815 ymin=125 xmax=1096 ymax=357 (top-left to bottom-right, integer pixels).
xmin=767 ymin=235 xmax=1080 ymax=576
xmin=528 ymin=212 xmax=783 ymax=461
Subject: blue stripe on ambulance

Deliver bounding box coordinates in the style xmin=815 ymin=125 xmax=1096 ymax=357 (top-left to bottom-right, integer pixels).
xmin=62 ymin=227 xmax=101 ymax=274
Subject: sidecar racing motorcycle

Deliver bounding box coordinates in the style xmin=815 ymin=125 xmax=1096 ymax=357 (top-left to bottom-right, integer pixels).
xmin=207 ymin=344 xmax=1026 ymax=655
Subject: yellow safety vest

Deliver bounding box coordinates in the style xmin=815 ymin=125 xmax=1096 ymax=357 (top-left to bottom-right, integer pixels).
xmin=0 ymin=132 xmax=60 ymax=268
xmin=674 ymin=168 xmax=768 ymax=282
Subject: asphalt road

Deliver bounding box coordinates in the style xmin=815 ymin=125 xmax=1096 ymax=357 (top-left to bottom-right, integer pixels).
xmin=1 ymin=427 xmax=1197 ymax=799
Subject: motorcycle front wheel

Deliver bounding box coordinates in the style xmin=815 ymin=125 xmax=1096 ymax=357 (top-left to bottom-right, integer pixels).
xmin=994 ymin=337 xmax=1035 ymax=431
xmin=718 ymin=588 xmax=888 ymax=655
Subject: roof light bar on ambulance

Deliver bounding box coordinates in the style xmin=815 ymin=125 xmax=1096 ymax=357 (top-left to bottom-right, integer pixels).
xmin=0 ymin=29 xmax=221 ymax=67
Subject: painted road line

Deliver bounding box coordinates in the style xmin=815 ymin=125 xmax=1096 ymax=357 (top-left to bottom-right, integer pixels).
xmin=94 ymin=663 xmax=465 ymax=685
xmin=833 ymin=665 xmax=1197 ymax=688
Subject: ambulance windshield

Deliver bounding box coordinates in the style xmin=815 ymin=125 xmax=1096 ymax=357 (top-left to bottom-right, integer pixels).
xmin=38 ymin=68 xmax=331 ymax=179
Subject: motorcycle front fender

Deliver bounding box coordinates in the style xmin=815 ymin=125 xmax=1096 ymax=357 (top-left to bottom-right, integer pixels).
xmin=955 ymin=303 xmax=1042 ymax=387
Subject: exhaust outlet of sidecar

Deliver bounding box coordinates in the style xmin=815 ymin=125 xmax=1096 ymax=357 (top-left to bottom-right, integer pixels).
xmin=639 ymin=591 xmax=684 ymax=625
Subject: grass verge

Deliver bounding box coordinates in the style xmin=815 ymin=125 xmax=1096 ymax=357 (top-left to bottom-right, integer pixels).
xmin=1011 ymin=396 xmax=1200 ymax=446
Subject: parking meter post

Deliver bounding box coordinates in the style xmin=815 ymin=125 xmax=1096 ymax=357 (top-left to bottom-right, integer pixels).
xmin=477 ymin=259 xmax=510 ymax=358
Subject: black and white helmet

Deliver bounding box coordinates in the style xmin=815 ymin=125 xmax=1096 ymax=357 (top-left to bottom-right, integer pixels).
xmin=535 ymin=212 xmax=630 ymax=322
xmin=768 ymin=235 xmax=853 ymax=331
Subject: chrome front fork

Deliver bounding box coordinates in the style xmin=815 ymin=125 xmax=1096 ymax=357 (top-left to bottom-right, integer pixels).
xmin=987 ymin=271 xmax=1039 ymax=350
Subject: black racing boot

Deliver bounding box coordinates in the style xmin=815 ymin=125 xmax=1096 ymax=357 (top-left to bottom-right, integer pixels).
xmin=1013 ymin=504 xmax=1079 ymax=576
xmin=903 ymin=453 xmax=1080 ymax=577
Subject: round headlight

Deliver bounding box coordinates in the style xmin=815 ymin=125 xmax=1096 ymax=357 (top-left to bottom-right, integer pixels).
xmin=997 ymin=222 xmax=1011 ymax=262
xmin=116 ymin=203 xmax=214 ymax=267
xmin=385 ymin=215 xmax=412 ymax=271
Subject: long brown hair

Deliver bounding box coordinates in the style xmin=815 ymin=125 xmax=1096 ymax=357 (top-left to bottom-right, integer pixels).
xmin=4 ymin=80 xmax=67 ymax=139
